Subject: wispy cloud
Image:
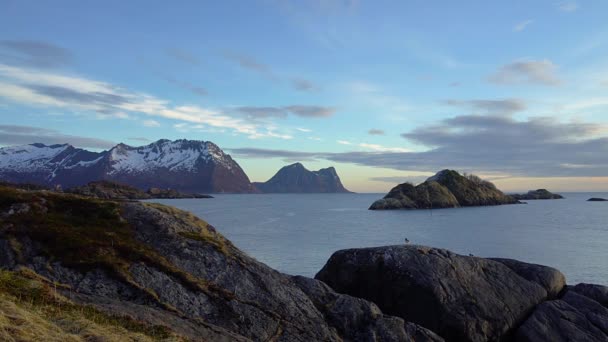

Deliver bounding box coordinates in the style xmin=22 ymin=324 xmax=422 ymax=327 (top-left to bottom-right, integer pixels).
xmin=162 ymin=76 xmax=207 ymax=96
xmin=143 ymin=119 xmax=160 ymax=127
xmin=557 ymin=1 xmax=579 ymax=12
xmin=0 ymin=64 xmax=293 ymax=140
xmin=358 ymin=143 xmax=410 ymax=153
xmin=368 ymin=129 xmax=385 ymax=135
xmin=513 ymin=19 xmax=533 ymax=32
xmin=165 ymin=48 xmax=200 ymax=66
xmin=0 ymin=125 xmax=114 ymax=149
xmin=488 ymin=59 xmax=561 ymax=86
xmin=337 ymin=140 xmax=352 ymax=145
xmin=290 ymin=77 xmax=318 ymax=92
xmin=222 ymin=51 xmax=275 ymax=79
xmin=296 ymin=127 xmax=312 ymax=132
xmin=443 ymin=98 xmax=527 ymax=115
xmin=234 ymin=105 xmax=336 ymax=119
xmin=0 ymin=40 xmax=72 ymax=68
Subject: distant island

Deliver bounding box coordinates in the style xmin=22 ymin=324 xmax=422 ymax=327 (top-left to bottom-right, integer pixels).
xmin=588 ymin=197 xmax=608 ymax=202
xmin=253 ymin=162 xmax=351 ymax=193
xmin=512 ymin=189 xmax=564 ymax=200
xmin=370 ymin=169 xmax=519 ymax=210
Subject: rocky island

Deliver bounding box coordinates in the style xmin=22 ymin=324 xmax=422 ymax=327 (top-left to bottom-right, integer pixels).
xmin=1 ymin=184 xmax=606 ymax=341
xmin=253 ymin=162 xmax=351 ymax=193
xmin=588 ymin=197 xmax=608 ymax=202
xmin=511 ymin=189 xmax=564 ymax=200
xmin=370 ymin=169 xmax=519 ymax=210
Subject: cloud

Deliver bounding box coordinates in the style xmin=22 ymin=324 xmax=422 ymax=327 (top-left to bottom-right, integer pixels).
xmin=290 ymin=78 xmax=317 ymax=92
xmin=358 ymin=143 xmax=410 ymax=153
xmin=558 ymin=1 xmax=578 ymax=12
xmin=165 ymin=48 xmax=200 ymax=66
xmin=284 ymin=105 xmax=336 ymax=117
xmin=162 ymin=76 xmax=207 ymax=96
xmin=128 ymin=137 xmax=151 ymax=142
xmin=337 ymin=140 xmax=352 ymax=145
xmin=368 ymin=129 xmax=385 ymax=135
xmin=443 ymin=98 xmax=527 ymax=115
xmin=0 ymin=125 xmax=115 ymax=149
xmin=222 ymin=51 xmax=275 ymax=79
xmin=513 ymin=20 xmax=533 ymax=32
xmin=0 ymin=40 xmax=72 ymax=68
xmin=296 ymin=127 xmax=312 ymax=132
xmin=234 ymin=105 xmax=335 ymax=119
xmin=0 ymin=63 xmax=290 ymax=140
xmin=488 ymin=59 xmax=561 ymax=86
xmin=231 ymin=114 xmax=608 ymax=177
xmin=143 ymin=120 xmax=160 ymax=127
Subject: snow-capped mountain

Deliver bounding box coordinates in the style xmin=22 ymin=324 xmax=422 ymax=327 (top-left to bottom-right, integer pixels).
xmin=0 ymin=139 xmax=256 ymax=193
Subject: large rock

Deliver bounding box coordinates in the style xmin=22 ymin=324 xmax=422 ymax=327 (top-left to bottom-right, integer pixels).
xmin=571 ymin=283 xmax=608 ymax=308
xmin=516 ymin=291 xmax=608 ymax=341
xmin=315 ymin=245 xmax=553 ymax=342
xmin=0 ymin=186 xmax=431 ymax=341
xmin=490 ymin=258 xmax=566 ymax=298
xmin=511 ymin=189 xmax=564 ymax=200
xmin=370 ymin=170 xmax=519 ymax=210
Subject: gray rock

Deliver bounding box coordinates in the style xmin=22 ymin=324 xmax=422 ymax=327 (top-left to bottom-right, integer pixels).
xmin=490 ymin=258 xmax=566 ymax=298
xmin=516 ymin=291 xmax=608 ymax=341
xmin=292 ymin=275 xmax=444 ymax=342
xmin=0 ymin=189 xmax=434 ymax=342
xmin=316 ymin=245 xmax=550 ymax=342
xmin=571 ymin=283 xmax=608 ymax=308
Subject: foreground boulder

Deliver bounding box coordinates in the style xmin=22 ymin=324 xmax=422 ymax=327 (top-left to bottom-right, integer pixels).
xmin=370 ymin=170 xmax=519 ymax=210
xmin=316 ymin=245 xmax=566 ymax=342
xmin=511 ymin=189 xmax=564 ymax=200
xmin=516 ymin=291 xmax=608 ymax=341
xmin=0 ymin=186 xmax=437 ymax=341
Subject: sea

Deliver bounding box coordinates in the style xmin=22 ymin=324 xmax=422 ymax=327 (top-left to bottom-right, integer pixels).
xmin=151 ymin=192 xmax=608 ymax=285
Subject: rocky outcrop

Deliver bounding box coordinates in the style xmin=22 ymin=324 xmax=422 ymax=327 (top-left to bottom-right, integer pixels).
xmin=0 ymin=139 xmax=257 ymax=193
xmin=370 ymin=170 xmax=519 ymax=210
xmin=0 ymin=185 xmax=438 ymax=341
xmin=315 ymin=245 xmax=567 ymax=342
xmin=66 ymin=180 xmax=213 ymax=199
xmin=516 ymin=291 xmax=608 ymax=341
xmin=253 ymin=163 xmax=351 ymax=193
xmin=588 ymin=198 xmax=608 ymax=202
xmin=511 ymin=189 xmax=564 ymax=200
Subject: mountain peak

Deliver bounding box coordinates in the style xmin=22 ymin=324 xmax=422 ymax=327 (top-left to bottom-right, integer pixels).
xmin=254 ymin=163 xmax=350 ymax=193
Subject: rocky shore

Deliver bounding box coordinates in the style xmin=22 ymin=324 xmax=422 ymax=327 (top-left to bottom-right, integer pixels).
xmin=0 ymin=185 xmax=606 ymax=341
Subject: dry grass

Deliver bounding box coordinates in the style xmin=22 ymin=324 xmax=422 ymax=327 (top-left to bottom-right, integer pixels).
xmin=0 ymin=269 xmax=183 ymax=342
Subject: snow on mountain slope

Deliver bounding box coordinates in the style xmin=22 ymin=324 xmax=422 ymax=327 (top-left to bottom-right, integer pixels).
xmin=0 ymin=139 xmax=255 ymax=193
xmin=0 ymin=143 xmax=71 ymax=173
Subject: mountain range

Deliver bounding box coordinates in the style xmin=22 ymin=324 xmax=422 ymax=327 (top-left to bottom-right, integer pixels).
xmin=0 ymin=139 xmax=255 ymax=193
xmin=0 ymin=140 xmax=349 ymax=193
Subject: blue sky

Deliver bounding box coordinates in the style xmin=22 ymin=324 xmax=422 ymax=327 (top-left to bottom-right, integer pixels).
xmin=1 ymin=0 xmax=608 ymax=192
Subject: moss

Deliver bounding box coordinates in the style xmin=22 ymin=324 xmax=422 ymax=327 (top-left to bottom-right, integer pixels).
xmin=144 ymin=202 xmax=233 ymax=257
xmin=0 ymin=269 xmax=179 ymax=341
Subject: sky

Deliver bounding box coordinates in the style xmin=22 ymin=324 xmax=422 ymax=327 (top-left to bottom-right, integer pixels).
xmin=1 ymin=0 xmax=607 ymax=192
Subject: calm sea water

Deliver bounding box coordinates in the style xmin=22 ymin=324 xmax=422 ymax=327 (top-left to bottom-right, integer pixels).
xmin=152 ymin=193 xmax=608 ymax=285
